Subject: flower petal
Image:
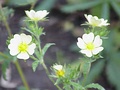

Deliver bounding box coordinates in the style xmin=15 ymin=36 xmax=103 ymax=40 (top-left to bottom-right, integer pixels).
xmin=27 ymin=43 xmax=36 ymax=55
xmin=92 ymin=47 xmax=104 ymax=55
xmin=80 ymin=50 xmax=92 ymax=57
xmin=25 ymin=10 xmax=36 ymax=20
xmin=93 ymin=35 xmax=102 ymax=47
xmin=77 ymin=37 xmax=86 ymax=49
xmin=82 ymin=33 xmax=94 ymax=43
xmin=20 ymin=33 xmax=32 ymax=44
xmin=17 ymin=52 xmax=29 ymax=59
xmin=53 ymin=65 xmax=63 ymax=71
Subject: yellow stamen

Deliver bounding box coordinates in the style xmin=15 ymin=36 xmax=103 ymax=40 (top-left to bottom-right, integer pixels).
xmin=86 ymin=42 xmax=95 ymax=50
xmin=18 ymin=42 xmax=28 ymax=52
xmin=56 ymin=70 xmax=65 ymax=77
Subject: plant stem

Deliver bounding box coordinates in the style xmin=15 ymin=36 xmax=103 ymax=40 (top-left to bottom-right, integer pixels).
xmin=82 ymin=74 xmax=87 ymax=87
xmin=41 ymin=62 xmax=62 ymax=90
xmin=0 ymin=4 xmax=12 ymax=37
xmin=30 ymin=0 xmax=37 ymax=10
xmin=14 ymin=60 xmax=30 ymax=90
xmin=0 ymin=4 xmax=30 ymax=90
xmin=33 ymin=19 xmax=62 ymax=90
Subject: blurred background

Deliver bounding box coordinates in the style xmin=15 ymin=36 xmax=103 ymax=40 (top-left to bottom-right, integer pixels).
xmin=0 ymin=0 xmax=120 ymax=90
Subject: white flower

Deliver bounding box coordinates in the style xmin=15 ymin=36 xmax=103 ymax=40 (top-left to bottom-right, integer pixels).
xmin=53 ymin=64 xmax=63 ymax=71
xmin=84 ymin=14 xmax=109 ymax=27
xmin=77 ymin=32 xmax=103 ymax=57
xmin=53 ymin=64 xmax=65 ymax=77
xmin=8 ymin=33 xmax=36 ymax=59
xmin=25 ymin=10 xmax=49 ymax=21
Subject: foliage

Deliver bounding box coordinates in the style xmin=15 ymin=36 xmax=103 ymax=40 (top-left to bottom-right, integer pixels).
xmin=103 ymin=27 xmax=120 ymax=90
xmin=0 ymin=2 xmax=116 ymax=90
xmin=35 ymin=0 xmax=56 ymax=11
xmin=0 ymin=7 xmax=14 ymax=21
xmin=61 ymin=0 xmax=120 ymax=19
xmin=7 ymin=0 xmax=36 ymax=7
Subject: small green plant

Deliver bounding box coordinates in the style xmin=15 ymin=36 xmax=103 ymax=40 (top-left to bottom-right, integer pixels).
xmin=0 ymin=3 xmax=111 ymax=90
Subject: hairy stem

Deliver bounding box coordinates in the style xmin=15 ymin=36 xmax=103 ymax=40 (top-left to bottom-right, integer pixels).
xmin=0 ymin=4 xmax=30 ymax=90
xmin=14 ymin=60 xmax=30 ymax=90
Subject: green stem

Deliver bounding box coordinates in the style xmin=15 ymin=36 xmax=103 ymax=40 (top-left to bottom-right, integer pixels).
xmin=0 ymin=4 xmax=12 ymax=37
xmin=33 ymin=20 xmax=62 ymax=90
xmin=41 ymin=62 xmax=62 ymax=90
xmin=14 ymin=60 xmax=30 ymax=90
xmin=82 ymin=74 xmax=87 ymax=87
xmin=0 ymin=4 xmax=30 ymax=90
xmin=30 ymin=0 xmax=37 ymax=10
xmin=34 ymin=21 xmax=42 ymax=52
xmin=0 ymin=52 xmax=8 ymax=59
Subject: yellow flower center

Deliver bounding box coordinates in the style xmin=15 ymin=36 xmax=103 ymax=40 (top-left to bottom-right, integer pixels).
xmin=18 ymin=42 xmax=28 ymax=52
xmin=86 ymin=42 xmax=95 ymax=50
xmin=56 ymin=70 xmax=65 ymax=77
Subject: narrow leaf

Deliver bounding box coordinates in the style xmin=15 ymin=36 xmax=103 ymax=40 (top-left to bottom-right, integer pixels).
xmin=85 ymin=60 xmax=105 ymax=85
xmin=85 ymin=83 xmax=105 ymax=90
xmin=35 ymin=0 xmax=56 ymax=11
xmin=42 ymin=43 xmax=55 ymax=56
xmin=7 ymin=0 xmax=36 ymax=6
xmin=101 ymin=2 xmax=110 ymax=19
xmin=61 ymin=0 xmax=102 ymax=13
xmin=111 ymin=1 xmax=120 ymax=16
xmin=70 ymin=82 xmax=85 ymax=90
xmin=32 ymin=61 xmax=39 ymax=72
xmin=80 ymin=61 xmax=91 ymax=76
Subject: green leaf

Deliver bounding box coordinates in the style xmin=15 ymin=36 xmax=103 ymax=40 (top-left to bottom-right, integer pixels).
xmin=0 ymin=7 xmax=14 ymax=21
xmin=70 ymin=82 xmax=85 ymax=90
xmin=91 ymin=4 xmax=102 ymax=18
xmin=101 ymin=2 xmax=110 ymax=20
xmin=32 ymin=60 xmax=39 ymax=72
xmin=80 ymin=60 xmax=91 ymax=76
xmin=7 ymin=0 xmax=36 ymax=6
xmin=35 ymin=0 xmax=56 ymax=11
xmin=85 ymin=60 xmax=105 ymax=85
xmin=110 ymin=1 xmax=120 ymax=17
xmin=85 ymin=83 xmax=105 ymax=90
xmin=61 ymin=0 xmax=102 ymax=13
xmin=106 ymin=53 xmax=120 ymax=90
xmin=41 ymin=43 xmax=55 ymax=57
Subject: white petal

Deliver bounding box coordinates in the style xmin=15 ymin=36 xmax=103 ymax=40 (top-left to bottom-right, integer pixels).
xmin=8 ymin=43 xmax=19 ymax=56
xmin=77 ymin=37 xmax=86 ymax=49
xmin=85 ymin=14 xmax=92 ymax=23
xmin=53 ymin=65 xmax=63 ymax=70
xmin=93 ymin=35 xmax=102 ymax=47
xmin=80 ymin=50 xmax=92 ymax=57
xmin=38 ymin=10 xmax=49 ymax=18
xmin=25 ymin=10 xmax=36 ymax=20
xmin=20 ymin=33 xmax=32 ymax=44
xmin=82 ymin=33 xmax=94 ymax=43
xmin=27 ymin=43 xmax=36 ymax=55
xmin=92 ymin=47 xmax=104 ymax=55
xmin=10 ymin=34 xmax=21 ymax=44
xmin=17 ymin=52 xmax=29 ymax=59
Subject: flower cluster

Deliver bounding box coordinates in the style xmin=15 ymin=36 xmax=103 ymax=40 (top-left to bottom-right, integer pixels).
xmin=6 ymin=8 xmax=109 ymax=90
xmin=8 ymin=10 xmax=49 ymax=60
xmin=77 ymin=14 xmax=109 ymax=58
